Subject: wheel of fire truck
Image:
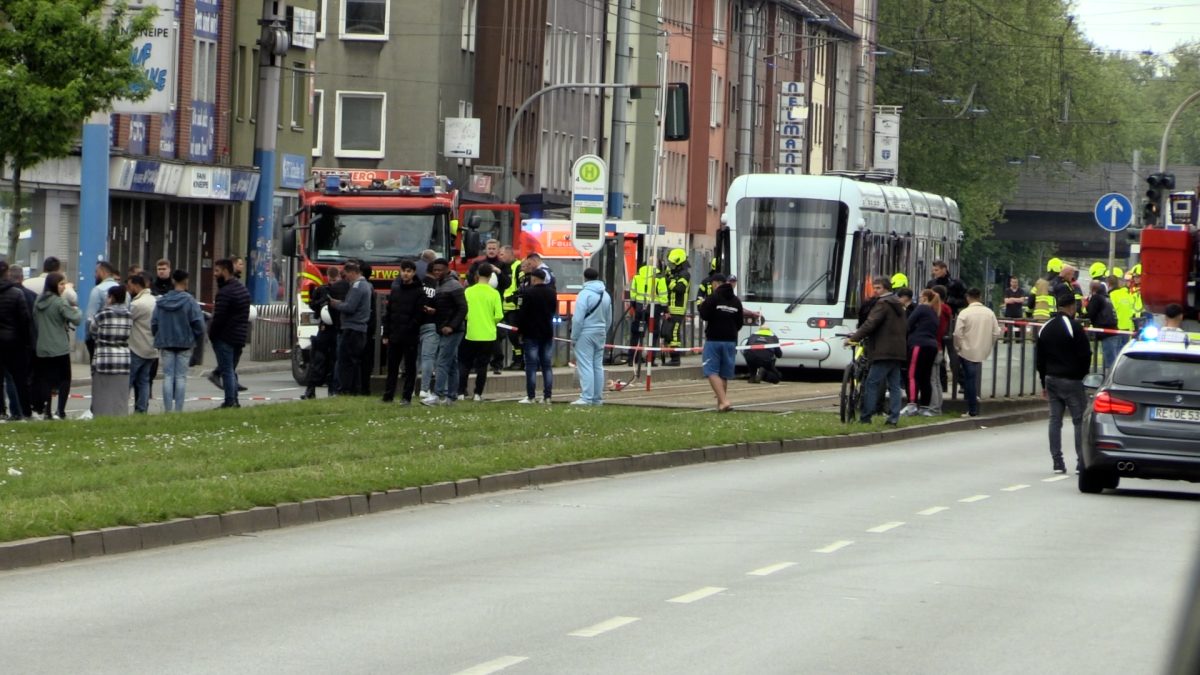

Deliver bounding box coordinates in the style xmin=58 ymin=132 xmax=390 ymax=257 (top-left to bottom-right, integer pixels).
xmin=291 ymin=344 xmax=310 ymax=385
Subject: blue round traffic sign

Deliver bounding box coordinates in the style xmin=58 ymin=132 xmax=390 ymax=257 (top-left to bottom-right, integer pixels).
xmin=1094 ymin=192 xmax=1132 ymax=232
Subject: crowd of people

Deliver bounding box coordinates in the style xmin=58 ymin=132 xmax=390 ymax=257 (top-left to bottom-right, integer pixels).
xmin=300 ymin=241 xmax=615 ymax=408
xmin=0 ymin=256 xmax=236 ymax=421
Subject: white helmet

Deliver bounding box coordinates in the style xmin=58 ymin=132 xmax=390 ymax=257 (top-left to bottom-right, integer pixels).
xmin=320 ymin=306 xmax=333 ymax=326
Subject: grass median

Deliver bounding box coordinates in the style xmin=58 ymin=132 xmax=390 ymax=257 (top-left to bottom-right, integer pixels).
xmin=0 ymin=399 xmax=939 ymax=542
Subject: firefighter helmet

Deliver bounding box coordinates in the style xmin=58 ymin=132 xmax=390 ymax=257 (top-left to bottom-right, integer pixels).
xmin=1046 ymin=257 xmax=1063 ymax=274
xmin=890 ymin=272 xmax=909 ymax=289
xmin=1089 ymin=261 xmax=1107 ymax=279
xmin=667 ymin=248 xmax=687 ymax=266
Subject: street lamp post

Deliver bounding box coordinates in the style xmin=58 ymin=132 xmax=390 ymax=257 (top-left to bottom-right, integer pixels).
xmin=1156 ymin=88 xmax=1200 ymax=222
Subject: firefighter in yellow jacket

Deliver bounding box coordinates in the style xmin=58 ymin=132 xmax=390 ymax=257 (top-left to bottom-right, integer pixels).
xmin=662 ymin=248 xmax=690 ymax=366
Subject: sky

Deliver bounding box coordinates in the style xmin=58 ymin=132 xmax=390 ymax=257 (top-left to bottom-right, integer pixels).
xmin=1072 ymin=0 xmax=1200 ymax=54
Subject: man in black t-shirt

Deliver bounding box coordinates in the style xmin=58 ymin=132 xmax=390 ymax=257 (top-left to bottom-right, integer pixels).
xmin=1002 ymin=276 xmax=1027 ymax=320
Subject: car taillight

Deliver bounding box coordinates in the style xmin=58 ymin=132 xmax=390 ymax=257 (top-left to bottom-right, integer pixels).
xmin=1093 ymin=391 xmax=1137 ymax=416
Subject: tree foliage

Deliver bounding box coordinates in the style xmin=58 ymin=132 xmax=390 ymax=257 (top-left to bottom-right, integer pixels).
xmin=0 ymin=0 xmax=155 ymax=258
xmin=874 ymin=0 xmax=1153 ymax=285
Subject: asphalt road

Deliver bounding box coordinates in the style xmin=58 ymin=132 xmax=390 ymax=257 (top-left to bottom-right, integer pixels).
xmin=2 ymin=422 xmax=1198 ymax=674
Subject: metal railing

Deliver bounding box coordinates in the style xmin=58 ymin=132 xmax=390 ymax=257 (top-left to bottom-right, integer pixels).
xmin=249 ymin=304 xmax=294 ymax=361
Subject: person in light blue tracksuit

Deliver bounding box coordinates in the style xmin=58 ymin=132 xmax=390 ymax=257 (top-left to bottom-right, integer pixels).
xmin=570 ymin=268 xmax=613 ymax=406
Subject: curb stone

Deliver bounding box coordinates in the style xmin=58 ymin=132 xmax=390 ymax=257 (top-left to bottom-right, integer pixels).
xmin=0 ymin=406 xmax=1048 ymax=571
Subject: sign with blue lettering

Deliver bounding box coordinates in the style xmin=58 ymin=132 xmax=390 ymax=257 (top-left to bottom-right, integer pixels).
xmin=194 ymin=0 xmax=220 ymax=40
xmin=189 ymin=101 xmax=214 ymax=162
xmin=128 ymin=114 xmax=149 ymax=155
xmin=113 ymin=0 xmax=176 ymax=114
xmin=230 ymin=171 xmax=261 ymax=201
xmin=159 ymin=111 xmax=175 ymax=158
xmin=1094 ymin=192 xmax=1132 ymax=232
xmin=280 ymin=154 xmax=307 ymax=189
xmin=131 ymin=160 xmax=161 ymax=193
xmin=780 ymin=81 xmax=803 ymax=95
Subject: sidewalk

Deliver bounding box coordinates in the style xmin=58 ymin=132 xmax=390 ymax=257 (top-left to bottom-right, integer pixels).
xmin=69 ymin=343 xmax=291 ymax=387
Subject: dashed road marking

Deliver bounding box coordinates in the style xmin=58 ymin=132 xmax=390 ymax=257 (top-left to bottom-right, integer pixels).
xmin=917 ymin=506 xmax=949 ymax=516
xmin=452 ymin=655 xmax=529 ymax=675
xmin=866 ymin=521 xmax=905 ymax=533
xmin=959 ymin=495 xmax=990 ymax=503
xmin=1042 ymin=475 xmax=1070 ymax=482
xmin=747 ymin=562 xmax=798 ymax=576
xmin=668 ymin=586 xmax=727 ymax=604
xmin=568 ymin=616 xmax=640 ymax=637
xmin=813 ymin=540 xmax=855 ymax=553
xmin=1001 ymin=484 xmax=1030 ymax=492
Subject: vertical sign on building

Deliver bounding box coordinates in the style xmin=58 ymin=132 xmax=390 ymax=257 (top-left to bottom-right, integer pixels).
xmin=873 ymin=112 xmax=901 ymax=176
xmin=777 ymin=82 xmax=807 ymax=175
xmin=190 ymin=0 xmax=220 ymax=163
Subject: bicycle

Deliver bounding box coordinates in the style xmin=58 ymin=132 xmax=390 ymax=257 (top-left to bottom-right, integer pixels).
xmin=839 ymin=337 xmax=870 ymax=423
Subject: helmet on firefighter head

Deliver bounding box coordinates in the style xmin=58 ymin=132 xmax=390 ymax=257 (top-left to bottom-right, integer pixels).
xmin=1046 ymin=257 xmax=1063 ymax=274
xmin=710 ymin=257 xmax=719 ymax=272
xmin=1089 ymin=261 xmax=1107 ymax=279
xmin=890 ymin=272 xmax=909 ymax=289
xmin=667 ymin=248 xmax=687 ymax=267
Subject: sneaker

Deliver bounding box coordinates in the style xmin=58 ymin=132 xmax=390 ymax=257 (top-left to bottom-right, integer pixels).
xmin=440 ymin=398 xmax=456 ymax=406
xmin=919 ymin=408 xmax=935 ymax=417
xmin=420 ymin=395 xmax=440 ymax=407
xmin=959 ymin=412 xmax=978 ymax=419
xmin=1052 ymin=460 xmax=1066 ymax=474
xmin=79 ymin=410 xmax=94 ymax=421
xmin=473 ymin=394 xmax=483 ymax=402
xmin=542 ymin=397 xmax=552 ymax=404
xmin=492 ymin=368 xmax=502 ymax=375
xmin=900 ymin=403 xmax=919 ymax=417
xmin=885 ymin=419 xmax=899 ymax=427
xmin=570 ymin=399 xmax=590 ymax=406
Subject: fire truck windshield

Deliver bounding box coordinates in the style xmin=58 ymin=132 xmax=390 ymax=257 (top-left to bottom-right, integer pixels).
xmin=309 ymin=210 xmax=448 ymax=263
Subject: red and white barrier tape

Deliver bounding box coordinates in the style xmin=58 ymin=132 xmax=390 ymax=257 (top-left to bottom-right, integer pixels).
xmin=998 ymin=319 xmax=1135 ymax=337
xmin=496 ymin=323 xmax=796 ymax=353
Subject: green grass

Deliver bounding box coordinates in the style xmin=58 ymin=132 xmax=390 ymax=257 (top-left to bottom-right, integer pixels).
xmin=0 ymin=400 xmax=937 ymax=542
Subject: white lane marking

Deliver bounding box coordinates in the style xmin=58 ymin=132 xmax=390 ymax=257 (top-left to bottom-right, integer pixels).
xmin=866 ymin=521 xmax=905 ymax=533
xmin=1042 ymin=475 xmax=1070 ymax=482
xmin=747 ymin=562 xmax=798 ymax=576
xmin=568 ymin=616 xmax=640 ymax=637
xmin=1001 ymin=484 xmax=1030 ymax=492
xmin=918 ymin=506 xmax=949 ymax=516
xmin=668 ymin=586 xmax=727 ymax=604
xmin=813 ymin=540 xmax=855 ymax=553
xmin=958 ymin=495 xmax=990 ymax=503
xmin=452 ymin=655 xmax=529 ymax=675
xmin=269 ymin=387 xmax=299 ymax=392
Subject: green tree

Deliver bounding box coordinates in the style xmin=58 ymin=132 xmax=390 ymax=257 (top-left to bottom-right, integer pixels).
xmin=875 ymin=0 xmax=1143 ymax=286
xmin=0 ymin=0 xmax=155 ymax=259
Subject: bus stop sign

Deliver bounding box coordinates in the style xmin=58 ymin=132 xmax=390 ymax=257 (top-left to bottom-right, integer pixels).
xmin=571 ymin=154 xmax=607 ymax=256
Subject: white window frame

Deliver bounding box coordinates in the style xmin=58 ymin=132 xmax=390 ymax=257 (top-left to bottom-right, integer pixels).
xmin=461 ymin=0 xmax=477 ymax=52
xmin=340 ymin=0 xmax=390 ymax=42
xmin=713 ymin=0 xmax=725 ymax=42
xmin=193 ymin=38 xmax=217 ymax=104
xmin=312 ymin=89 xmax=324 ymax=157
xmin=707 ymin=158 xmax=718 ymax=207
xmin=710 ymin=71 xmax=719 ymax=128
xmin=316 ymin=0 xmax=328 ymax=39
xmin=290 ymin=62 xmax=306 ymax=130
xmin=334 ymin=90 xmax=387 ymax=159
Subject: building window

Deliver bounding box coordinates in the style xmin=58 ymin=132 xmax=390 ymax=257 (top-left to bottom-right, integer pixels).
xmin=707 ymin=158 xmax=718 ymax=207
xmin=341 ymin=0 xmax=388 ymax=40
xmin=713 ymin=0 xmax=725 ymax=42
xmin=234 ymin=46 xmax=248 ymax=121
xmin=316 ymin=0 xmax=328 ymax=39
xmin=312 ymin=89 xmax=324 ymax=157
xmin=249 ymin=48 xmax=259 ymax=123
xmin=335 ymin=91 xmax=386 ymax=158
xmin=291 ymin=63 xmax=306 ymax=129
xmin=461 ymin=0 xmax=477 ymax=52
xmin=193 ymin=39 xmax=217 ymax=104
xmin=710 ymin=71 xmax=720 ymax=128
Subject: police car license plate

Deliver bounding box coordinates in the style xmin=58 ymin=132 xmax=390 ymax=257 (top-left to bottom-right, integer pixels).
xmin=1152 ymin=407 xmax=1200 ymax=423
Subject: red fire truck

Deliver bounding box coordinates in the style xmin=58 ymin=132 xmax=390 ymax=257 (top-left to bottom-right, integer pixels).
xmin=1138 ymin=191 xmax=1199 ymax=317
xmin=281 ymin=168 xmax=523 ymax=383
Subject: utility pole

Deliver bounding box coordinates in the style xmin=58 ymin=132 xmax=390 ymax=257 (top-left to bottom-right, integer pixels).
xmin=1119 ymin=148 xmax=1139 ymax=272
xmin=248 ymin=0 xmax=290 ymax=304
xmin=736 ymin=4 xmax=760 ymax=175
xmin=607 ymin=0 xmax=631 ymax=219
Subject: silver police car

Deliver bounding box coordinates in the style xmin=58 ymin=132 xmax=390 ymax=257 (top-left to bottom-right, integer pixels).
xmin=1080 ymin=328 xmax=1200 ymax=494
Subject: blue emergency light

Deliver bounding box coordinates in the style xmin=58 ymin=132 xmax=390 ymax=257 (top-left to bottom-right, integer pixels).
xmin=419 ymin=175 xmax=435 ymax=193
xmin=324 ymin=175 xmax=340 ymax=194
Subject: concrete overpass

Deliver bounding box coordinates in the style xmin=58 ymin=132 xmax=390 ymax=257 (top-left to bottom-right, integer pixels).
xmin=995 ymin=162 xmax=1200 ymax=262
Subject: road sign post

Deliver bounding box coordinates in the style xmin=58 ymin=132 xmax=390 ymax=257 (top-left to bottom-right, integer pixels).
xmin=570 ymin=155 xmax=607 ymax=257
xmin=1095 ymin=192 xmax=1132 ymax=278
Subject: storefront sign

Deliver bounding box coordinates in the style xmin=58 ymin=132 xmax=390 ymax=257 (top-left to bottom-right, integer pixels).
xmin=212 ymin=168 xmax=231 ymax=200
xmin=280 ymin=154 xmax=307 ymax=189
xmin=112 ymin=0 xmax=177 ymax=115
xmin=189 ymin=101 xmax=214 ymax=162
xmin=194 ymin=0 xmax=220 ymax=40
xmin=131 ymin=160 xmax=161 ymax=193
xmin=109 ymin=157 xmax=183 ymax=196
xmin=128 ymin=114 xmax=150 ymax=155
xmin=230 ymin=171 xmax=261 ymax=201
xmin=159 ymin=111 xmax=176 ymax=158
xmin=178 ymin=166 xmax=259 ymax=201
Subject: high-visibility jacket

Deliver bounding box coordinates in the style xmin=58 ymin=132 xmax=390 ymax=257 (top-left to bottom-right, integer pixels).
xmin=1131 ymin=286 xmax=1143 ymax=314
xmin=630 ymin=266 xmax=652 ymax=303
xmin=502 ymin=260 xmax=522 ymax=311
xmin=1110 ymin=287 xmax=1134 ymax=331
xmin=667 ymin=273 xmax=689 ymax=314
xmin=649 ymin=269 xmax=667 ymax=306
xmin=1032 ymin=292 xmax=1056 ymax=320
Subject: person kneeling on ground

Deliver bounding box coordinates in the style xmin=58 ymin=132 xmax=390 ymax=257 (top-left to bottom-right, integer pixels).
xmin=698 ymin=273 xmax=743 ymax=412
xmin=744 ymin=325 xmax=782 ymax=384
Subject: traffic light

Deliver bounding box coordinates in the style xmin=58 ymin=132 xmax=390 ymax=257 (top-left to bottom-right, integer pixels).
xmin=1144 ymin=173 xmax=1175 ymax=226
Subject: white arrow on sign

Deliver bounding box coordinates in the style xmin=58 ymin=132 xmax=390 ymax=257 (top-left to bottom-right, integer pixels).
xmin=1103 ymin=196 xmax=1124 ymax=230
